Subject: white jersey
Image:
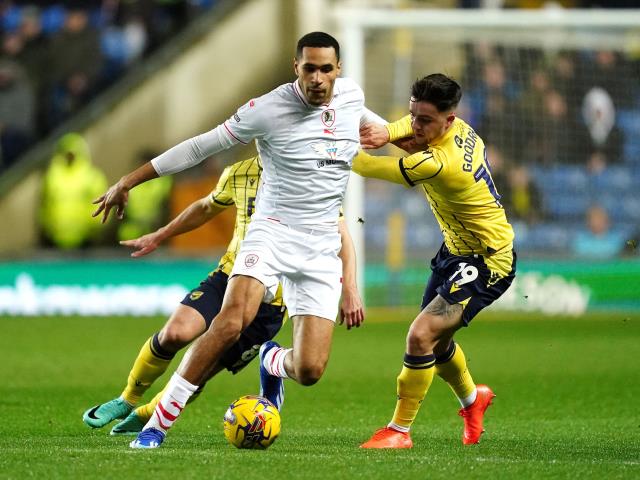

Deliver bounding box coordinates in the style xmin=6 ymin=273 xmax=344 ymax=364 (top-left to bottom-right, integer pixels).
xmin=151 ymin=78 xmax=365 ymax=226
xmin=224 ymin=78 xmax=364 ymax=226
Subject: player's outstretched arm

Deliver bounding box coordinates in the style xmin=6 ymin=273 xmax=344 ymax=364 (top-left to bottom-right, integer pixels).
xmin=360 ymin=114 xmax=414 ymax=150
xmin=93 ymin=120 xmax=243 ymax=224
xmin=92 ymin=162 xmax=159 ymax=223
xmin=359 ymin=123 xmax=390 ymax=150
xmin=337 ymin=219 xmax=364 ymax=329
xmin=120 ymin=196 xmax=226 ymax=257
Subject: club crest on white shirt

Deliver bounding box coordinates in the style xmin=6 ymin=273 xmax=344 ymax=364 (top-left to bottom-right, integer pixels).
xmin=321 ymin=109 xmax=335 ymax=127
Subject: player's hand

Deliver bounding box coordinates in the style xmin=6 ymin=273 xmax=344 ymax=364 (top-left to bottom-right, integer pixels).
xmin=119 ymin=233 xmax=161 ymax=258
xmin=392 ymin=136 xmax=421 ymax=154
xmin=339 ymin=285 xmax=365 ymax=330
xmin=92 ymin=182 xmax=129 ymax=224
xmin=360 ymin=123 xmax=390 ymax=149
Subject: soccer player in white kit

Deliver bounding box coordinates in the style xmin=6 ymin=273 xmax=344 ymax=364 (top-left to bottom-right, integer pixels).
xmin=93 ymin=32 xmax=367 ymax=448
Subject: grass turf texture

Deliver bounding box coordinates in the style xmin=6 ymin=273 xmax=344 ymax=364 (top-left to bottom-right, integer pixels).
xmin=1 ymin=310 xmax=638 ymax=479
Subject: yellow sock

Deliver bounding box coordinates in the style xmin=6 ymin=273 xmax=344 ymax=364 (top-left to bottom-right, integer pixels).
xmin=391 ymin=353 xmax=436 ymax=430
xmin=435 ymin=342 xmax=476 ymax=404
xmin=135 ymin=389 xmax=163 ymax=422
xmin=121 ymin=334 xmax=174 ymax=405
xmin=135 ymin=384 xmax=205 ymax=423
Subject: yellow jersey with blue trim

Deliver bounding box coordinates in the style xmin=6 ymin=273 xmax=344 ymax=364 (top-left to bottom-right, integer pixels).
xmin=209 ymin=156 xmax=283 ymax=307
xmin=353 ymin=116 xmax=514 ymax=256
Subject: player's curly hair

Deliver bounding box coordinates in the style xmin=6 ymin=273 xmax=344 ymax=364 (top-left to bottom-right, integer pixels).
xmin=411 ymin=74 xmax=462 ymax=112
xmin=296 ymin=32 xmax=340 ymax=60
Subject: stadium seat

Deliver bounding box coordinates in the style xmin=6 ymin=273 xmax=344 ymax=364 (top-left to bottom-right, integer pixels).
xmin=1 ymin=5 xmax=22 ymax=33
xmin=516 ymin=222 xmax=572 ymax=252
xmin=41 ymin=5 xmax=66 ymax=35
xmin=589 ymin=166 xmax=633 ymax=191
xmin=543 ymin=190 xmax=590 ymax=219
xmin=618 ymin=109 xmax=640 ymax=164
xmin=532 ymin=166 xmax=589 ymax=194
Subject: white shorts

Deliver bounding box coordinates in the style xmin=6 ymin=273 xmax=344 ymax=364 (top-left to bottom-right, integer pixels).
xmin=230 ymin=218 xmax=342 ymax=321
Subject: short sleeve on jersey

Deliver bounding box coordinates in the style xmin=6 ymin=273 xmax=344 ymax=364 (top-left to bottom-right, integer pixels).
xmin=209 ymin=165 xmax=235 ymax=207
xmin=223 ymin=97 xmax=268 ymax=144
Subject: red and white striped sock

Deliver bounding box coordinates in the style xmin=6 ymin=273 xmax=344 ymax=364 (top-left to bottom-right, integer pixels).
xmin=262 ymin=346 xmax=292 ymax=378
xmin=145 ymin=373 xmax=198 ymax=433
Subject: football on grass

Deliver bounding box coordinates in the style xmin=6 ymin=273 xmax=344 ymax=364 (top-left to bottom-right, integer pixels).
xmin=223 ymin=395 xmax=280 ymax=449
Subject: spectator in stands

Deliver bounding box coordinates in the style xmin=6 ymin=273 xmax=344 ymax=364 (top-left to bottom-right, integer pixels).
xmin=503 ymin=164 xmax=543 ymax=225
xmin=572 ymin=204 xmax=626 ymax=259
xmin=467 ymin=57 xmax=520 ymax=159
xmin=45 ymin=7 xmax=103 ymax=129
xmin=528 ymin=89 xmax=581 ymax=165
xmin=39 ymin=132 xmax=107 ymax=249
xmin=581 ymin=86 xmax=624 ymax=165
xmin=0 ymin=59 xmax=35 ymax=170
xmin=117 ymin=149 xmax=172 ymax=242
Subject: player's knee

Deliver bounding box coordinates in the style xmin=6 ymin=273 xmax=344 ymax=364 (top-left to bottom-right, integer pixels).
xmin=407 ymin=322 xmax=438 ymax=353
xmin=158 ymin=324 xmax=193 ymax=351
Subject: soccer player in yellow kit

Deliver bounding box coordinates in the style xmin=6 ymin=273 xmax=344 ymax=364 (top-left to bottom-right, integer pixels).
xmin=355 ymin=74 xmax=516 ymax=448
xmin=82 ymin=156 xmax=363 ymax=434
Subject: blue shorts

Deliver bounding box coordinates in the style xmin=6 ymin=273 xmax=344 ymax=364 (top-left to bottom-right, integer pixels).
xmin=421 ymin=244 xmax=516 ymax=326
xmin=181 ymin=270 xmax=286 ymax=374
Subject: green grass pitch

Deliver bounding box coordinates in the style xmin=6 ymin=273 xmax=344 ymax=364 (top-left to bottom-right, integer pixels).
xmin=1 ymin=310 xmax=638 ymax=479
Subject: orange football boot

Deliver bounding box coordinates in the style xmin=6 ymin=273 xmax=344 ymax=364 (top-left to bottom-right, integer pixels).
xmin=458 ymin=384 xmax=496 ymax=445
xmin=360 ymin=427 xmax=413 ymax=449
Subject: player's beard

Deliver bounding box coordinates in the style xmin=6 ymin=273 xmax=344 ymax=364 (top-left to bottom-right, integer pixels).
xmin=307 ymin=87 xmax=330 ymax=106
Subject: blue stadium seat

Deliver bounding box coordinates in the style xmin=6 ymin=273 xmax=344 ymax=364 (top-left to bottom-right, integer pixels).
xmin=618 ymin=109 xmax=640 ymax=164
xmin=516 ymin=222 xmax=572 ymax=252
xmin=543 ymin=190 xmax=590 ymax=219
xmin=532 ymin=166 xmax=588 ymax=194
xmin=589 ymin=166 xmax=633 ymax=191
xmin=1 ymin=5 xmax=22 ymax=33
xmin=41 ymin=5 xmax=66 ymax=35
xmin=602 ymin=193 xmax=640 ymax=223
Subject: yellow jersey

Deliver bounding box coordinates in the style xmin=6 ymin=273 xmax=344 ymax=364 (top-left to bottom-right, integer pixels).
xmin=209 ymin=156 xmax=284 ymax=306
xmin=354 ymin=116 xmax=514 ymax=259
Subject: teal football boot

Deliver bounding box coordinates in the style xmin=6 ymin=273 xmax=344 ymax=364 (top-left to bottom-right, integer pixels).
xmin=83 ymin=397 xmax=133 ymax=428
xmin=110 ymin=411 xmax=146 ymax=436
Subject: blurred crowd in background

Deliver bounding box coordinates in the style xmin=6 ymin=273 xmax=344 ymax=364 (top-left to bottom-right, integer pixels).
xmin=0 ymin=0 xmax=217 ymax=171
xmin=364 ymin=36 xmax=640 ymax=260
xmin=1 ymin=0 xmax=638 ymax=260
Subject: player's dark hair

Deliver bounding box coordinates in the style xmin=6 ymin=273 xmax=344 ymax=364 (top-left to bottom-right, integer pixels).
xmin=296 ymin=32 xmax=340 ymax=60
xmin=411 ymin=74 xmax=462 ymax=112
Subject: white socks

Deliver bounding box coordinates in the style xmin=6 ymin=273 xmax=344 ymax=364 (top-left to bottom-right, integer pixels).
xmin=460 ymin=388 xmax=478 ymax=408
xmin=262 ymin=346 xmax=292 ymax=378
xmin=145 ymin=373 xmax=198 ymax=433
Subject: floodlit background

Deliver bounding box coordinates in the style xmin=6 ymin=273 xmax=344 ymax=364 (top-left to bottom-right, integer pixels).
xmin=0 ymin=0 xmax=639 ymax=317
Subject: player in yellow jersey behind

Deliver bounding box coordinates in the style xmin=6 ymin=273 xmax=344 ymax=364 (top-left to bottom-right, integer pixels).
xmin=82 ymin=156 xmax=363 ymax=435
xmin=355 ymin=74 xmax=516 ymax=448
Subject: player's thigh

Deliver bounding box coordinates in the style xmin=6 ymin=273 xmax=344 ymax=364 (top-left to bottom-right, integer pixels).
xmin=220 ymin=303 xmax=286 ymax=374
xmin=219 ymin=274 xmax=267 ymax=329
xmin=290 ymin=314 xmax=335 ymax=370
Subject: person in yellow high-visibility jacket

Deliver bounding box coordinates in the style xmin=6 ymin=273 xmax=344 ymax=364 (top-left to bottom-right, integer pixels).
xmin=40 ymin=132 xmax=107 ymax=249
